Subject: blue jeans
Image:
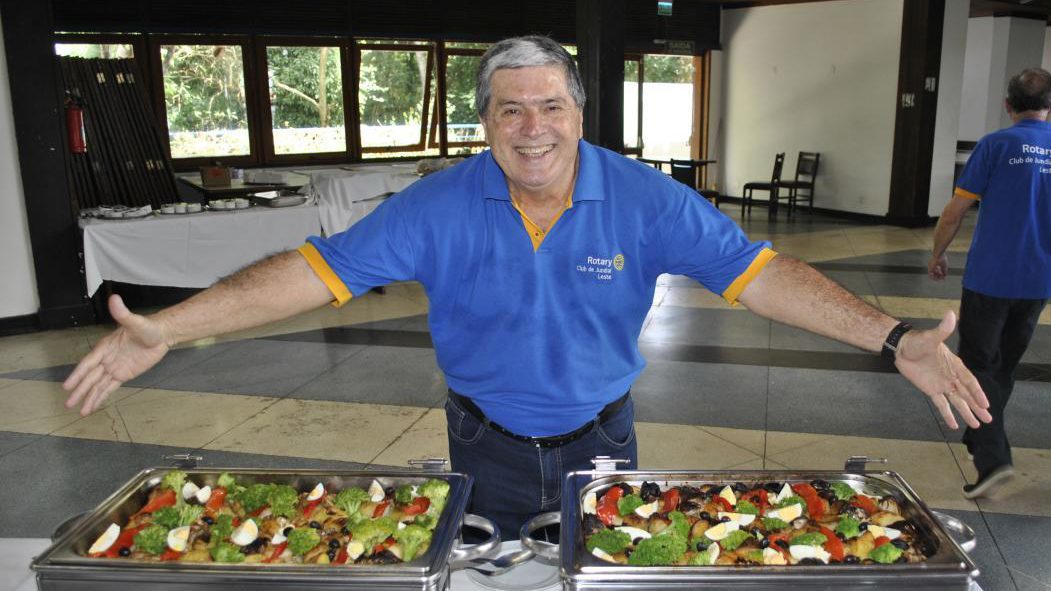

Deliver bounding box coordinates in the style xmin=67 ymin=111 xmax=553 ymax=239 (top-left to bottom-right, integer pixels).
xmin=445 ymin=391 xmax=637 ymax=540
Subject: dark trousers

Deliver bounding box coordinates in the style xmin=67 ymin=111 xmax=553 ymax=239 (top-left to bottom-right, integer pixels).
xmin=958 ymin=288 xmax=1045 ymax=478
xmin=444 ymin=391 xmax=638 ymax=540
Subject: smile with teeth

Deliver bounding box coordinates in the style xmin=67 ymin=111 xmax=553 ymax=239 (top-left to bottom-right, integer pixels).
xmin=516 ymin=145 xmax=555 ymax=157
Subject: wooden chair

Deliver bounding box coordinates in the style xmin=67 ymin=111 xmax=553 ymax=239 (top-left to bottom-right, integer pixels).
xmin=742 ymin=152 xmax=785 ymax=217
xmin=778 ymin=151 xmax=820 ymax=212
xmin=637 ymin=157 xmax=667 ymax=172
xmin=670 ymin=159 xmax=719 ymax=208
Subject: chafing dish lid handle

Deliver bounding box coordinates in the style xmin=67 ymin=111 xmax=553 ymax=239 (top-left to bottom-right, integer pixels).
xmin=163 ymin=453 xmax=203 ymax=469
xmin=591 ymin=456 xmax=630 ymax=471
xmin=409 ymin=457 xmax=449 ymax=471
xmin=845 ymin=455 xmax=888 ymax=473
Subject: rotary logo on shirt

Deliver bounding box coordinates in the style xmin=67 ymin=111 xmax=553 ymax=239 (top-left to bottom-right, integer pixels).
xmin=576 ymin=254 xmax=624 ymax=281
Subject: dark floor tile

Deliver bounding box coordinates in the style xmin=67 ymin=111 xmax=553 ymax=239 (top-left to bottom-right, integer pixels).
xmin=632 ymin=360 xmax=769 ymax=430
xmin=351 ymin=314 xmax=431 ymax=332
xmin=824 ymin=248 xmax=970 ymax=270
xmin=814 ymin=269 xmax=875 ymax=295
xmin=766 ymin=367 xmax=947 ymax=441
xmin=982 ymin=512 xmax=1051 ymax=588
xmin=769 ymin=322 xmax=866 ymax=354
xmin=0 ymin=430 xmax=40 ymax=458
xmin=640 ymin=306 xmax=772 ymax=349
xmin=292 ymin=346 xmax=447 ymax=406
xmin=863 ymin=271 xmax=965 ymax=299
xmin=0 ymin=435 xmax=370 ymax=538
xmin=933 ymin=508 xmax=1018 ymax=591
xmin=1001 ymin=383 xmax=1051 ymax=450
xmin=151 ymin=340 xmax=364 ymax=397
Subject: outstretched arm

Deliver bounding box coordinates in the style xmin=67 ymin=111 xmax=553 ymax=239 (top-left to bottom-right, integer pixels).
xmin=64 ymin=250 xmax=334 ymax=415
xmin=737 ymin=255 xmax=991 ymax=430
xmin=928 ymin=196 xmax=975 ymax=280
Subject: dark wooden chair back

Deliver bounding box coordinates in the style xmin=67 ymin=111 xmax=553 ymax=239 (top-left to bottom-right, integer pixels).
xmin=795 ymin=151 xmax=820 ymax=181
xmin=669 ymin=159 xmax=700 ymax=189
xmin=770 ymin=152 xmax=786 ymax=183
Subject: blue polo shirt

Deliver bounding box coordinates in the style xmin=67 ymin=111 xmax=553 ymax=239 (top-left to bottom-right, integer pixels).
xmin=301 ymin=141 xmax=775 ymax=436
xmin=955 ymin=119 xmax=1051 ymax=299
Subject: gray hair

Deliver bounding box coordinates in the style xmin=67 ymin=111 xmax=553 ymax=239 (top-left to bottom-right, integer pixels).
xmin=1006 ymin=67 xmax=1051 ymax=113
xmin=475 ymin=35 xmax=585 ymax=117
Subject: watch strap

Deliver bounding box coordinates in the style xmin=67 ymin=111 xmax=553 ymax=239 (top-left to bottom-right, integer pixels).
xmin=882 ymin=321 xmax=913 ymax=362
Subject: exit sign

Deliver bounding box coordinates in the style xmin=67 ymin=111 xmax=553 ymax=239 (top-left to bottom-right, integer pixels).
xmin=657 ymin=1 xmax=673 ymax=16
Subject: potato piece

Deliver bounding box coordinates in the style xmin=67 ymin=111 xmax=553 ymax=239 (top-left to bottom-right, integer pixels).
xmin=690 ymin=519 xmax=710 ymax=541
xmin=870 ymin=511 xmax=905 ymax=527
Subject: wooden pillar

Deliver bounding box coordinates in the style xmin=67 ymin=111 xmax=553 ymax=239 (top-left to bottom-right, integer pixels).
xmin=576 ymin=0 xmax=625 ymax=152
xmin=887 ymin=0 xmax=945 ymax=225
xmin=1 ymin=1 xmax=94 ymax=328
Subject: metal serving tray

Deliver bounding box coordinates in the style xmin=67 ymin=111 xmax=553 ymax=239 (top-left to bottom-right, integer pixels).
xmin=31 ymin=467 xmax=499 ymax=591
xmin=523 ymin=467 xmax=978 ymax=591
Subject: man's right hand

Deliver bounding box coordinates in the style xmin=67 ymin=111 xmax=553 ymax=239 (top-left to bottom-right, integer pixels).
xmin=64 ymin=295 xmax=171 ymax=416
xmin=928 ymin=253 xmax=949 ymax=281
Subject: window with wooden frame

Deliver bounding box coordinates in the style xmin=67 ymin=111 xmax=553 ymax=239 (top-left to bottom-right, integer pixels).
xmin=355 ymin=39 xmax=438 ymax=159
xmin=54 ymin=33 xmax=144 ymax=61
xmin=623 ymin=55 xmax=643 ymax=156
xmin=438 ymin=42 xmax=488 ymax=156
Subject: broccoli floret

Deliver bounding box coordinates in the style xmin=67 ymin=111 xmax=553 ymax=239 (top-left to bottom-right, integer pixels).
xmin=395 ymin=484 xmax=415 ymax=505
xmin=657 ymin=511 xmax=690 ymax=540
xmin=160 ymin=469 xmax=187 ymax=493
xmin=617 ymin=494 xmax=645 ymax=517
xmin=287 ymin=527 xmax=321 ymax=556
xmin=235 ymin=483 xmax=272 ymax=513
xmin=735 ymin=500 xmax=760 ymax=515
xmin=829 ymin=482 xmax=855 ymax=501
xmin=719 ymin=529 xmax=752 ymax=551
xmin=335 ymin=487 xmax=370 ymax=519
xmin=351 ymin=516 xmax=398 ymax=551
xmin=210 ymin=541 xmax=245 ymax=563
xmin=868 ymin=543 xmax=904 ymax=564
xmin=210 ymin=513 xmax=235 ymax=543
xmin=688 ymin=548 xmax=714 ymax=565
xmin=761 ymin=517 xmax=790 ymax=531
xmin=133 ymin=525 xmax=168 ymax=555
xmin=216 ymin=473 xmax=237 ymax=489
xmin=775 ymin=495 xmax=807 ymax=511
xmin=152 ymin=506 xmax=181 ymax=529
xmin=267 ymin=484 xmax=299 ymax=518
xmin=628 ymin=533 xmax=687 ymax=566
xmin=414 ymin=513 xmax=438 ymax=530
xmin=836 ymin=515 xmax=861 ymax=539
xmin=417 ymin=479 xmax=450 ymax=509
xmin=790 ymin=532 xmax=827 ymax=546
xmin=392 ymin=523 xmax=433 ymax=561
xmin=586 ymin=529 xmax=631 ymax=554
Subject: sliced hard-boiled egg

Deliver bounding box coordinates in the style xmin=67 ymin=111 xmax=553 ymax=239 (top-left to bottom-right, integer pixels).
xmin=346 ymin=541 xmax=366 ymax=561
xmin=194 ymin=485 xmax=212 ymax=504
xmin=582 ymin=492 xmax=598 ymax=515
xmin=718 ymin=486 xmax=737 ymax=507
xmin=774 ymin=483 xmax=794 ymax=503
xmin=702 ymin=520 xmax=740 ymax=541
xmin=762 ymin=547 xmax=787 ymax=565
xmin=591 ymin=547 xmax=616 ymax=562
xmin=181 ymin=481 xmax=200 ymax=501
xmin=167 ymin=525 xmax=191 ymax=552
xmin=867 ymin=525 xmax=901 ymax=540
xmin=230 ymin=519 xmax=258 ymax=546
xmin=271 ymin=518 xmax=290 ymax=545
xmin=307 ymin=482 xmax=325 ymax=502
xmin=368 ymin=480 xmax=385 ymax=503
xmin=705 ymin=541 xmax=720 ymax=565
xmin=634 ymin=500 xmax=659 ymax=518
xmin=388 ymin=543 xmax=403 ymax=560
xmin=765 ymin=503 xmax=803 ymax=522
xmin=88 ymin=523 xmax=121 ymax=554
xmin=397 ymin=521 xmax=407 ymax=530
xmin=717 ymin=512 xmax=756 ymax=527
xmin=790 ymin=544 xmax=831 ymax=564
xmin=615 ymin=526 xmax=651 ymax=540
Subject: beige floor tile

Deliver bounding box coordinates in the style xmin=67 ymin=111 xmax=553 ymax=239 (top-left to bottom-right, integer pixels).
xmin=723 ymin=458 xmax=766 ymax=470
xmin=874 ymin=296 xmax=960 ymax=322
xmin=767 ymin=434 xmax=979 ymax=513
xmin=637 ymin=422 xmax=761 ymax=470
xmin=0 ymin=379 xmax=140 ymax=435
xmin=203 ymin=399 xmax=427 ymax=464
xmin=51 ymin=403 xmax=133 ymax=443
xmin=110 ymin=388 xmax=279 ymax=448
xmin=0 ymin=378 xmax=22 ymax=390
xmin=764 ymin=430 xmax=834 ymax=456
xmin=0 ymin=325 xmax=112 ymax=373
xmin=949 ymin=444 xmax=1051 ymax=518
xmin=700 ymin=425 xmax=766 ymax=456
xmin=369 ymin=408 xmax=449 ymax=468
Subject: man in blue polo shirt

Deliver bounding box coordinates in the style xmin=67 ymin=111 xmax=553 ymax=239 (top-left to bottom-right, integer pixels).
xmin=929 ymin=67 xmax=1051 ymax=499
xmin=66 ymin=36 xmax=991 ymax=538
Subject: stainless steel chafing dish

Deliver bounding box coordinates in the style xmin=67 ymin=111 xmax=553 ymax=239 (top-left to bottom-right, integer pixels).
xmin=31 ymin=465 xmax=499 ymax=591
xmin=521 ymin=457 xmax=979 ymax=591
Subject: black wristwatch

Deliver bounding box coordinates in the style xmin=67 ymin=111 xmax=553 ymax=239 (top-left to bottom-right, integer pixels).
xmin=881 ymin=321 xmax=913 ymax=362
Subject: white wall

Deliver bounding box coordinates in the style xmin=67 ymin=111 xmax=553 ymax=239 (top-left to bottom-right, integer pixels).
xmin=1044 ymin=26 xmax=1051 ymax=71
xmin=0 ymin=13 xmax=40 ymax=318
xmin=706 ymin=50 xmax=724 ymax=193
xmin=720 ymin=0 xmax=903 ymax=215
xmin=928 ymin=0 xmax=969 ymax=217
xmin=958 ymin=18 xmax=995 ymax=141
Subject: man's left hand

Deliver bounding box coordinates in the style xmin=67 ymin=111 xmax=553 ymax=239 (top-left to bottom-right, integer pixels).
xmin=895 ymin=310 xmax=992 ymax=430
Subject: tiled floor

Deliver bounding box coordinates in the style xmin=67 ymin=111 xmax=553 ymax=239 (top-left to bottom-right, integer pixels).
xmin=1 ymin=203 xmax=1048 ymax=589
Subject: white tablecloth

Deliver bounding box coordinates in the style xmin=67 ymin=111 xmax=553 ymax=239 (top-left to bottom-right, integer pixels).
xmin=80 ymin=204 xmax=322 ymax=296
xmin=305 ymin=164 xmax=420 ymax=236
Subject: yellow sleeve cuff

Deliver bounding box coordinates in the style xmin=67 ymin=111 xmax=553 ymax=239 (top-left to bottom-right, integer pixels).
xmin=297 ymin=243 xmax=353 ymax=307
xmin=954 ymin=187 xmax=980 ymax=200
xmin=721 ymin=248 xmax=779 ymax=305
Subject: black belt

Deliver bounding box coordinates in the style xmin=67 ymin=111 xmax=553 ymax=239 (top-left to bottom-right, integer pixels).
xmin=449 ymin=390 xmax=630 ymax=448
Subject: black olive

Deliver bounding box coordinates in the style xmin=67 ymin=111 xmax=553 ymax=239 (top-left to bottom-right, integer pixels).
xmin=919 ymin=542 xmax=937 ymax=557
xmin=836 ymin=532 xmax=847 ymax=542
xmin=341 ymin=526 xmax=350 ymax=535
xmin=810 ymin=479 xmax=829 ymax=490
xmin=889 ymin=520 xmax=911 ymax=531
xmin=309 ymin=521 xmax=322 ymax=529
xmin=891 ymin=539 xmax=909 ymax=550
xmin=616 ymin=483 xmax=634 ymax=496
xmin=819 ymin=490 xmax=836 ymax=501
xmin=717 ymin=516 xmax=730 ymax=523
xmin=329 ymin=538 xmax=341 ymax=549
xmin=858 ymin=522 xmax=868 ymax=531
xmin=633 ymin=537 xmax=644 ymax=545
xmin=695 ymin=540 xmax=707 ymax=551
xmin=775 ymin=539 xmax=789 ymax=550
xmin=758 ymin=538 xmax=770 ymax=549
xmin=733 ymin=482 xmax=749 ymax=493
xmin=895 ymin=555 xmax=908 ymax=563
xmin=798 ymin=557 xmax=824 ymax=566
xmin=202 ymin=515 xmax=215 ymax=525
xmin=118 ymin=547 xmax=131 ymax=557
xmin=283 ymin=526 xmax=294 ymax=536
xmin=623 ymin=548 xmax=633 ymax=558
xmin=764 ymin=482 xmax=782 ymax=492
xmin=384 ymin=486 xmax=396 ymax=497
xmin=328 ymin=548 xmax=338 ymax=561
xmin=242 ymin=539 xmax=265 ymax=554
xmin=639 ymin=481 xmax=661 ymax=503
xmin=198 ymin=533 xmax=211 ymax=544
xmin=699 ymin=511 xmax=711 ymax=521
xmin=844 ymin=555 xmax=860 ymax=564
xmin=582 ymin=514 xmax=606 ymax=537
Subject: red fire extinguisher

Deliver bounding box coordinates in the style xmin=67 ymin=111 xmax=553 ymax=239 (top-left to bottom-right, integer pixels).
xmin=65 ymin=96 xmax=86 ymax=154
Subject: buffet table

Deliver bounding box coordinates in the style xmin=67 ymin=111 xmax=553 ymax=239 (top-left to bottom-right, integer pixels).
xmin=304 ymin=164 xmax=420 ymax=236
xmin=80 ymin=204 xmax=321 ymax=296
